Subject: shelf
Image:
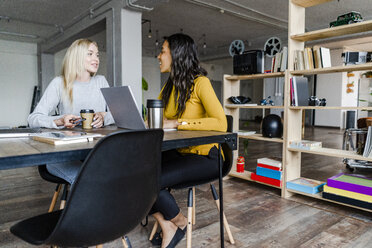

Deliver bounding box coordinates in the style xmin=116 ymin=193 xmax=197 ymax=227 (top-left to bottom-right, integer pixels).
xmin=291 ymin=0 xmax=332 ymax=8
xmin=229 ymin=170 xmax=282 ymax=189
xmin=290 ymin=63 xmax=372 ymax=75
xmin=288 ymin=147 xmax=372 ymax=162
xmin=238 ymin=133 xmax=283 ymax=143
xmin=225 ymin=104 xmax=284 ymax=109
xmin=289 ymin=106 xmax=372 ymax=110
xmin=291 ymin=20 xmax=372 ymax=42
xmin=286 ymin=188 xmax=372 ymax=213
xmin=225 ymin=72 xmax=285 ymax=80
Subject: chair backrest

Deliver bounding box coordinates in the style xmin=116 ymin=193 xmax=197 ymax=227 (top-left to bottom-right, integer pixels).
xmin=46 ymin=129 xmax=164 ymax=247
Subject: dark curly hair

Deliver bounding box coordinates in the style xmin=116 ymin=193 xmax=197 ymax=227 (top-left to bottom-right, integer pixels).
xmin=160 ymin=33 xmax=207 ymax=118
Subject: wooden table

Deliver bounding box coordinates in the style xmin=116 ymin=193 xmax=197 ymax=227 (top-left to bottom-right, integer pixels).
xmin=0 ymin=126 xmax=237 ymax=170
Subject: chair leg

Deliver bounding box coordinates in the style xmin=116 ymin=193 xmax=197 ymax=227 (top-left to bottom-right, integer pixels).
xmin=48 ymin=184 xmax=62 ymax=212
xmin=96 ymin=245 xmax=103 ymax=248
xmin=59 ymin=184 xmax=68 ymax=210
xmin=149 ymin=220 xmax=158 ymax=241
xmin=210 ymin=184 xmax=235 ymax=244
xmin=187 ymin=188 xmax=193 ymax=248
xmin=121 ymin=236 xmax=132 ymax=248
xmin=192 ymin=187 xmax=196 ymax=225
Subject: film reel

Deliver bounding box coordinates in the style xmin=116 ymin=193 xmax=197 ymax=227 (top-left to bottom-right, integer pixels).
xmin=264 ymin=37 xmax=282 ymax=57
xmin=229 ymin=40 xmax=245 ymax=57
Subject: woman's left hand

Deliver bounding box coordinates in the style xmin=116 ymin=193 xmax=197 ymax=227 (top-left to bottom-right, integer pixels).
xmin=92 ymin=112 xmax=106 ymax=128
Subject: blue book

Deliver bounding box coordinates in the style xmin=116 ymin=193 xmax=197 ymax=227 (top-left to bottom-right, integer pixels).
xmin=286 ymin=177 xmax=326 ymax=194
xmin=256 ymin=166 xmax=282 ymax=180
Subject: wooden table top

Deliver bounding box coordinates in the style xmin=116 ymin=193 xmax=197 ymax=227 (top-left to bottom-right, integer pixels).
xmin=0 ymin=126 xmax=237 ymax=170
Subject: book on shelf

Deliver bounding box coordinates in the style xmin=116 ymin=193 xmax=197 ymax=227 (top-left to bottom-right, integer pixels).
xmin=251 ymin=172 xmax=281 ymax=187
xmin=286 ymin=177 xmax=325 ymax=194
xmin=322 ymin=192 xmax=372 ymax=210
xmin=289 ymin=140 xmax=322 ymax=150
xmin=362 ymin=126 xmax=372 ymax=157
xmin=313 ymin=46 xmax=322 ymax=69
xmin=238 ymin=130 xmax=256 ymax=136
xmin=280 ymin=46 xmax=288 ymax=72
xmin=327 ymin=173 xmax=372 ymax=196
xmin=292 ymin=77 xmax=309 ymax=106
xmin=256 ymin=166 xmax=282 ymax=180
xmin=257 ymin=157 xmax=282 ymax=168
xmin=32 ymin=131 xmax=102 ymax=145
xmin=257 ymin=163 xmax=281 ymax=171
xmin=320 ymin=47 xmax=331 ymax=68
xmin=323 ymin=185 xmax=372 ymax=203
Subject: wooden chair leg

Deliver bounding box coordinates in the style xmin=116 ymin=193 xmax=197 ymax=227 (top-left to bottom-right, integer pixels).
xmin=192 ymin=187 xmax=196 ymax=225
xmin=59 ymin=184 xmax=68 ymax=210
xmin=210 ymin=184 xmax=235 ymax=244
xmin=48 ymin=184 xmax=62 ymax=212
xmin=149 ymin=220 xmax=158 ymax=241
xmin=187 ymin=188 xmax=193 ymax=248
xmin=96 ymin=245 xmax=103 ymax=248
xmin=121 ymin=236 xmax=132 ymax=248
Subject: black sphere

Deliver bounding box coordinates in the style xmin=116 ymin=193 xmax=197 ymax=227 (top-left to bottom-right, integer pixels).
xmin=261 ymin=114 xmax=283 ymax=138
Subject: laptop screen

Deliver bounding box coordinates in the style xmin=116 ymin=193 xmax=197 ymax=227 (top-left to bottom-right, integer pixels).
xmin=101 ymin=86 xmax=147 ymax=130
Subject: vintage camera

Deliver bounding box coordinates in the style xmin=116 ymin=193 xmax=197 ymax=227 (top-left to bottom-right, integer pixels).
xmin=342 ymin=52 xmax=369 ymax=65
xmin=308 ymin=96 xmax=326 ymax=106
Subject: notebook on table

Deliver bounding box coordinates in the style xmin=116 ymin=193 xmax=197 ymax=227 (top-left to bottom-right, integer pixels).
xmin=0 ymin=128 xmax=41 ymax=138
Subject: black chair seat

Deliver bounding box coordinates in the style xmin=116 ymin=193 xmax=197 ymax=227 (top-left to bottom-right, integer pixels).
xmin=10 ymin=210 xmax=62 ymax=245
xmin=38 ymin=165 xmax=68 ymax=184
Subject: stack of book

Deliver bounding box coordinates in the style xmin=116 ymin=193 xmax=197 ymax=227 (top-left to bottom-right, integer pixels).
xmin=251 ymin=157 xmax=282 ymax=187
xmin=293 ymin=46 xmax=331 ymax=71
xmin=287 ymin=178 xmax=325 ymax=194
xmin=270 ymin=46 xmax=288 ymax=73
xmin=323 ymin=173 xmax=372 ymax=210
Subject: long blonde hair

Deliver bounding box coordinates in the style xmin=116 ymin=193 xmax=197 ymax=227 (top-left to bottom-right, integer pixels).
xmin=61 ymin=38 xmax=98 ymax=103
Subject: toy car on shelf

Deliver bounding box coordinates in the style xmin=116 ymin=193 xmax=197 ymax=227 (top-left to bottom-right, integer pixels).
xmin=330 ymin=11 xmax=363 ymax=27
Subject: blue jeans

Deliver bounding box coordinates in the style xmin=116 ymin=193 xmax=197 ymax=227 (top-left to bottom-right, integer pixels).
xmin=46 ymin=160 xmax=82 ymax=184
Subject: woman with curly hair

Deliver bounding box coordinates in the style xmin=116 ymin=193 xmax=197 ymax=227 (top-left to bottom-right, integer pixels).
xmin=150 ymin=33 xmax=227 ymax=248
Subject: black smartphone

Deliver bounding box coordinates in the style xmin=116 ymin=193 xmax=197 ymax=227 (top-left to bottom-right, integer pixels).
xmin=71 ymin=118 xmax=86 ymax=125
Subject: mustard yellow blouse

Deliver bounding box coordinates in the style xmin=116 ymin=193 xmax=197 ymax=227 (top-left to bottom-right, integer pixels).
xmin=159 ymin=76 xmax=227 ymax=155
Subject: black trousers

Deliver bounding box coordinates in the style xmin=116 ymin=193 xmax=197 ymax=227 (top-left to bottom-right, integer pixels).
xmin=150 ymin=146 xmax=220 ymax=220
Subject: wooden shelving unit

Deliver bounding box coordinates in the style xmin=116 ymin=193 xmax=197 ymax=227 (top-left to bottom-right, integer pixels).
xmin=223 ymin=70 xmax=286 ymax=188
xmin=224 ymin=0 xmax=372 ymax=212
xmin=283 ymin=0 xmax=372 ymax=212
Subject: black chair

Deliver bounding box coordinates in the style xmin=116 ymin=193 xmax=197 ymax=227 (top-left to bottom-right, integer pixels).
xmin=38 ymin=165 xmax=69 ymax=211
xmin=11 ymin=129 xmax=164 ymax=247
xmin=149 ymin=115 xmax=235 ymax=247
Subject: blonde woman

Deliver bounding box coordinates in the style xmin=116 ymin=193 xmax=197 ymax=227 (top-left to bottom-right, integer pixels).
xmin=28 ymin=38 xmax=114 ymax=183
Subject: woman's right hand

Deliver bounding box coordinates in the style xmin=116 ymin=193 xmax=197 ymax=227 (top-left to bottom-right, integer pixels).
xmin=54 ymin=114 xmax=81 ymax=128
xmin=163 ymin=118 xmax=180 ymax=129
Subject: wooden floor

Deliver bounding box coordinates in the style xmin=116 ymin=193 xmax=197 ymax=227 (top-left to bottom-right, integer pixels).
xmin=1 ymin=126 xmax=372 ymax=247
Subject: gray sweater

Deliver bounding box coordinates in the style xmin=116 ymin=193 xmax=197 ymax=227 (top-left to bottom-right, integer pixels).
xmin=28 ymin=75 xmax=114 ymax=128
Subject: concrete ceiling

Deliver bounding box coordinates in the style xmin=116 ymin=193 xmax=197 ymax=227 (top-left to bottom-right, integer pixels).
xmin=1 ymin=0 xmax=372 ymax=61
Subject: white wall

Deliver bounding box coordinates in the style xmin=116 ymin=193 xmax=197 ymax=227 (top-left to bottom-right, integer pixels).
xmin=142 ymin=56 xmax=161 ymax=104
xmin=0 ymin=40 xmax=38 ymax=127
xmin=314 ymin=48 xmax=343 ymax=127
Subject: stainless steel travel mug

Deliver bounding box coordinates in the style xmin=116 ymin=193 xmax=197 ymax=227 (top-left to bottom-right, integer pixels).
xmin=147 ymin=99 xmax=164 ymax=129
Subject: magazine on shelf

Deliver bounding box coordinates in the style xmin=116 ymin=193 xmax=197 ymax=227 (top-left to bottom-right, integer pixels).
xmin=289 ymin=140 xmax=322 ymax=150
xmin=32 ymin=131 xmax=102 ymax=145
xmin=286 ymin=177 xmax=325 ymax=194
xmin=237 ymin=130 xmax=256 ymax=136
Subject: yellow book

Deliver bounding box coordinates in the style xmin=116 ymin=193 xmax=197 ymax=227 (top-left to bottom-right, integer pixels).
xmin=323 ymin=185 xmax=372 ymax=203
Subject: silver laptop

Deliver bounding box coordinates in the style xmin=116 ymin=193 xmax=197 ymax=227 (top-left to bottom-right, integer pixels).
xmin=101 ymin=86 xmax=146 ymax=130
